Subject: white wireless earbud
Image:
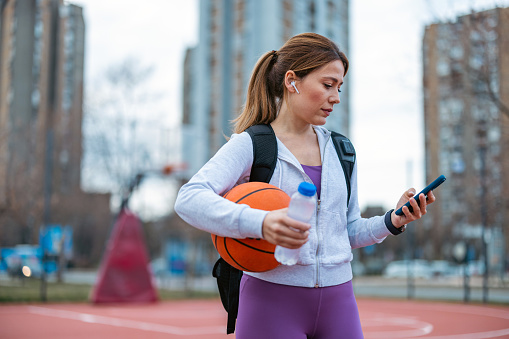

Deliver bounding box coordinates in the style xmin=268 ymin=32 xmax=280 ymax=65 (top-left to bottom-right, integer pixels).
xmin=291 ymin=81 xmax=300 ymax=94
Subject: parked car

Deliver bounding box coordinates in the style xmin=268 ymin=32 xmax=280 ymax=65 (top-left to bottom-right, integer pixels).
xmin=430 ymin=260 xmax=460 ymax=277
xmin=1 ymin=245 xmax=43 ymax=278
xmin=149 ymin=257 xmax=169 ymax=277
xmin=467 ymin=260 xmax=486 ymax=276
xmin=383 ymin=260 xmax=432 ymax=279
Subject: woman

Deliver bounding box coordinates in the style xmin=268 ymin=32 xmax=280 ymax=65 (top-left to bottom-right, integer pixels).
xmin=174 ymin=32 xmax=435 ymax=338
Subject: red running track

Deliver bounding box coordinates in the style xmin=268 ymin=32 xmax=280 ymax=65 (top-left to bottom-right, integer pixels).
xmin=1 ymin=298 xmax=508 ymax=338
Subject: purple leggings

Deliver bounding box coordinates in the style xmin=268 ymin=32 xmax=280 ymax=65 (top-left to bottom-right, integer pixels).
xmin=236 ymin=275 xmax=364 ymax=339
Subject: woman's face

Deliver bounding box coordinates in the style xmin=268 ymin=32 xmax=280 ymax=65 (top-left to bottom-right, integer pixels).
xmin=289 ymin=60 xmax=345 ymax=126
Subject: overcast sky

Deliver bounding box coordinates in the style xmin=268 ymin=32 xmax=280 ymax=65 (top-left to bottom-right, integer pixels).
xmin=74 ymin=0 xmax=509 ymax=219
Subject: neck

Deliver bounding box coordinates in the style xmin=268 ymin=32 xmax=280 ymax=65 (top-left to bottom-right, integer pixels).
xmin=272 ymin=101 xmax=313 ymax=135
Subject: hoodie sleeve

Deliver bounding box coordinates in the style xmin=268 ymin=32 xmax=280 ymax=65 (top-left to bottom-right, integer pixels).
xmin=174 ymin=132 xmax=268 ymax=239
xmin=345 ymin=163 xmax=393 ymax=248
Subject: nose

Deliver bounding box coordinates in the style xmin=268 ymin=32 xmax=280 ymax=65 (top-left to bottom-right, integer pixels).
xmin=330 ymin=91 xmax=340 ymax=105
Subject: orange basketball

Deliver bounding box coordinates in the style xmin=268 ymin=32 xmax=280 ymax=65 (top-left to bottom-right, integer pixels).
xmin=211 ymin=182 xmax=290 ymax=272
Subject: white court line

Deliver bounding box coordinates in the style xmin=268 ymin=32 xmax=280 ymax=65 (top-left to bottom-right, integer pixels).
xmin=362 ymin=304 xmax=509 ymax=339
xmin=363 ymin=313 xmax=434 ymax=338
xmin=103 ymin=308 xmax=225 ymax=319
xmin=422 ymin=329 xmax=509 ymax=339
xmin=383 ymin=302 xmax=509 ymax=339
xmin=27 ymin=306 xmax=225 ymax=336
xmin=390 ymin=303 xmax=509 ymax=320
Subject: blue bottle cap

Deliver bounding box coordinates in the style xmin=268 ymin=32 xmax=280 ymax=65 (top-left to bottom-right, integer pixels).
xmin=298 ymin=182 xmax=316 ymax=196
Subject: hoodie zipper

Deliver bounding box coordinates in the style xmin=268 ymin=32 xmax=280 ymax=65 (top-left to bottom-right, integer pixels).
xmin=276 ymin=128 xmax=331 ymax=288
xmin=314 ymin=198 xmax=321 ymax=288
xmin=283 ymin=159 xmax=322 ymax=288
xmin=314 ymin=132 xmax=331 ymax=288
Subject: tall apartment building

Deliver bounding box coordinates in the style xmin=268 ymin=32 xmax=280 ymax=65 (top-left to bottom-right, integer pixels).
xmin=422 ymin=7 xmax=508 ymax=267
xmin=0 ymin=0 xmax=111 ymax=266
xmin=181 ymin=0 xmax=350 ymax=176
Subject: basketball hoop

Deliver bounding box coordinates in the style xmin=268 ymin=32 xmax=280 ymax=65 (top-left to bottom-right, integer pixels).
xmin=161 ymin=163 xmax=187 ymax=176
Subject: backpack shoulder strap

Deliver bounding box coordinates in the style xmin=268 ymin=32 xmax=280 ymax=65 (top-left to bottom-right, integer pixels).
xmin=213 ymin=124 xmax=277 ymax=334
xmin=246 ymin=124 xmax=278 ymax=183
xmin=330 ymin=131 xmax=356 ymax=205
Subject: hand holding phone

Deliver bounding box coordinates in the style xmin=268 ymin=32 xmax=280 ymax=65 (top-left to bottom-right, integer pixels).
xmin=395 ymin=175 xmax=446 ymax=216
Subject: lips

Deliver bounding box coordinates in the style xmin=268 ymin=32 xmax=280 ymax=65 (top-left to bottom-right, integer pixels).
xmin=322 ymin=109 xmax=332 ymax=116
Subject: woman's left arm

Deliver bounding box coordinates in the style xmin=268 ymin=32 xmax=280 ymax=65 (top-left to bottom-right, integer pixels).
xmin=346 ymin=165 xmax=392 ymax=248
xmin=346 ymin=166 xmax=436 ymax=248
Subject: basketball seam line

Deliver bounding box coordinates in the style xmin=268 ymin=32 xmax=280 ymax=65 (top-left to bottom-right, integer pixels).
xmin=231 ymin=238 xmax=275 ymax=255
xmin=224 ymin=237 xmax=249 ymax=271
xmin=235 ymin=187 xmax=283 ymax=204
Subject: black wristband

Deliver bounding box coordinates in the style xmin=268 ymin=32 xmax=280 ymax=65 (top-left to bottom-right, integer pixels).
xmin=385 ymin=209 xmax=406 ymax=235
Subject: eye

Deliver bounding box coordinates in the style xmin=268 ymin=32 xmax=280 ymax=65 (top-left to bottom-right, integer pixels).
xmin=325 ymin=84 xmax=341 ymax=93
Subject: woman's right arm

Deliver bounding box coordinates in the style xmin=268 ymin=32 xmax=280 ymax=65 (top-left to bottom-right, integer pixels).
xmin=174 ymin=133 xmax=268 ymax=239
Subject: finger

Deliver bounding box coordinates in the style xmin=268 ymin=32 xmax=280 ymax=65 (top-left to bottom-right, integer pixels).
xmin=263 ymin=227 xmax=306 ymax=248
xmin=271 ymin=219 xmax=308 ymax=239
xmin=396 ymin=188 xmax=416 ymax=210
xmin=403 ymin=197 xmax=420 ymax=219
xmin=284 ymin=217 xmax=311 ymax=233
xmin=401 ymin=205 xmax=413 ymax=219
xmin=411 ymin=196 xmax=423 ymax=217
xmin=427 ymin=190 xmax=436 ymax=204
xmin=419 ymin=193 xmax=428 ymax=214
xmin=277 ymin=225 xmax=309 ymax=239
xmin=277 ymin=231 xmax=309 ymax=249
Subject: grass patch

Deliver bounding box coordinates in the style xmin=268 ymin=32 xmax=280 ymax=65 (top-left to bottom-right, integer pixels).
xmin=157 ymin=289 xmax=219 ymax=300
xmin=0 ymin=278 xmax=218 ymax=303
xmin=0 ymin=279 xmax=91 ymax=303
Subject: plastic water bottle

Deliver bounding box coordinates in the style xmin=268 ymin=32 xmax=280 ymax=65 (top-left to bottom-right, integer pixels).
xmin=275 ymin=182 xmax=317 ymax=265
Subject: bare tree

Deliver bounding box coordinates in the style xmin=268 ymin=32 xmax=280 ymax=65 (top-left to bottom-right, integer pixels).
xmin=424 ymin=2 xmax=509 ymax=117
xmin=82 ymin=57 xmax=168 ymax=212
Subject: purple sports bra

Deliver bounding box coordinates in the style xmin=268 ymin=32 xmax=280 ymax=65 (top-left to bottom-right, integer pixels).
xmin=301 ymin=165 xmax=322 ymax=199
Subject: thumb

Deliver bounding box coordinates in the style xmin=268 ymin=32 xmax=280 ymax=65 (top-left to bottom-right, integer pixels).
xmin=407 ymin=188 xmax=416 ymax=198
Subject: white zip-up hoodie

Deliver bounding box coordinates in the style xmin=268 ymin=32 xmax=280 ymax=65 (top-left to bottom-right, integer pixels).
xmin=174 ymin=125 xmax=393 ymax=288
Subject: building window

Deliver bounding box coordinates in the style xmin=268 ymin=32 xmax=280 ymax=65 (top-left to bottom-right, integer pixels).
xmin=469 ymin=54 xmax=483 ymax=70
xmin=487 ymin=125 xmax=500 ymax=143
xmin=450 ymin=45 xmax=463 ymax=59
xmin=309 ymin=1 xmax=315 ymax=31
xmin=436 ymin=58 xmax=450 ymax=76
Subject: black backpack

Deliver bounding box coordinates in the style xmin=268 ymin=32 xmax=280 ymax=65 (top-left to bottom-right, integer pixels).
xmin=212 ymin=124 xmax=356 ymax=334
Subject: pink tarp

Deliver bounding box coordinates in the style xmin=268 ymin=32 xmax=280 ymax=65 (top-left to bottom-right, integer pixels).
xmin=90 ymin=209 xmax=158 ymax=303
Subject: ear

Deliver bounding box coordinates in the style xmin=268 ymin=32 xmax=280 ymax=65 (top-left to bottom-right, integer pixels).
xmin=284 ymin=71 xmax=300 ymax=93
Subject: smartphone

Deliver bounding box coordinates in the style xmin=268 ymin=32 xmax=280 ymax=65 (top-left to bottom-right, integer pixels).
xmin=395 ymin=175 xmax=446 ymax=216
